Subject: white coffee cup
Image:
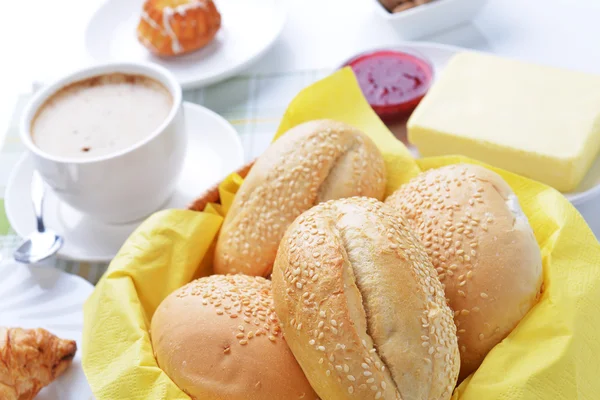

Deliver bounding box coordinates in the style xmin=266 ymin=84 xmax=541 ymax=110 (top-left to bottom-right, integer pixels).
xmin=20 ymin=62 xmax=186 ymax=224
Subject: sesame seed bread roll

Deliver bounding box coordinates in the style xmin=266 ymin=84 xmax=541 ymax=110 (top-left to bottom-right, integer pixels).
xmin=385 ymin=164 xmax=543 ymax=381
xmin=214 ymin=120 xmax=386 ymax=277
xmin=151 ymin=275 xmax=318 ymax=400
xmin=272 ymin=197 xmax=460 ymax=400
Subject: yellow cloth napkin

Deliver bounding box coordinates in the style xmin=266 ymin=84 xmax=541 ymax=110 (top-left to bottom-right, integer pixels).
xmin=83 ymin=68 xmax=600 ymax=400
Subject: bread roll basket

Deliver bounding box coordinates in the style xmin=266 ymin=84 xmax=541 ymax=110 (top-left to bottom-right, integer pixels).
xmin=82 ymin=68 xmax=600 ymax=400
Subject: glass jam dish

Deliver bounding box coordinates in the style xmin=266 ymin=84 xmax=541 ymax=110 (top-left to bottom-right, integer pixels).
xmin=342 ymin=48 xmax=435 ymax=121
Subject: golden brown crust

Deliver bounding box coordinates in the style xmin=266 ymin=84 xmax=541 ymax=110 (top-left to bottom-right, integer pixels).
xmin=378 ymin=0 xmax=405 ymax=12
xmin=272 ymin=197 xmax=459 ymax=400
xmin=150 ymin=275 xmax=318 ymax=400
xmin=0 ymin=327 xmax=77 ymax=400
xmin=378 ymin=0 xmax=432 ymax=12
xmin=385 ymin=164 xmax=543 ymax=381
xmin=137 ymin=0 xmax=221 ymax=57
xmin=214 ymin=120 xmax=387 ymax=277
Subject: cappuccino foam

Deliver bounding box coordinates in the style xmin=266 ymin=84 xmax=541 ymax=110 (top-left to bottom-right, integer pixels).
xmin=31 ymin=73 xmax=173 ymax=159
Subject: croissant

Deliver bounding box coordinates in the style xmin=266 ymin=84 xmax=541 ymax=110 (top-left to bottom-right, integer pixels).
xmin=0 ymin=327 xmax=77 ymax=400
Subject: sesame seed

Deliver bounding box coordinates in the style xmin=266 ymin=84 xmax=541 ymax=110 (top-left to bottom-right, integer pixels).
xmin=347 ymin=375 xmax=355 ymax=381
xmin=318 ymin=346 xmax=326 ymax=352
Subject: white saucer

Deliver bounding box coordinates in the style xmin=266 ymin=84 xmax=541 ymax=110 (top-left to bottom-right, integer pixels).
xmin=85 ymin=0 xmax=287 ymax=89
xmin=5 ymin=102 xmax=244 ymax=263
xmin=0 ymin=261 xmax=94 ymax=400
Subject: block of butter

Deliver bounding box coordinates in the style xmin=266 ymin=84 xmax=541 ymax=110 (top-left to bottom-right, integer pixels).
xmin=408 ymin=52 xmax=600 ymax=192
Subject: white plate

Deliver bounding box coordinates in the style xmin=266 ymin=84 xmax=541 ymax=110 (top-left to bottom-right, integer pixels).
xmin=5 ymin=102 xmax=244 ymax=262
xmin=0 ymin=262 xmax=94 ymax=400
xmin=85 ymin=0 xmax=287 ymax=89
xmin=339 ymin=42 xmax=600 ymax=205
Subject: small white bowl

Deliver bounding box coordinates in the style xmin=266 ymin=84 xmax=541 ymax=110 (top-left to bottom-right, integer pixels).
xmin=371 ymin=0 xmax=489 ymax=39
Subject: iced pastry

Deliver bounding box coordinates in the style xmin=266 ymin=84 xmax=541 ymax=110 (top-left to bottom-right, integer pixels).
xmin=137 ymin=0 xmax=221 ymax=57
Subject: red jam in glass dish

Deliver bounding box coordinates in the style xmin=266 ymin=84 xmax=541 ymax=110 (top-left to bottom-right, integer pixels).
xmin=345 ymin=49 xmax=434 ymax=120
